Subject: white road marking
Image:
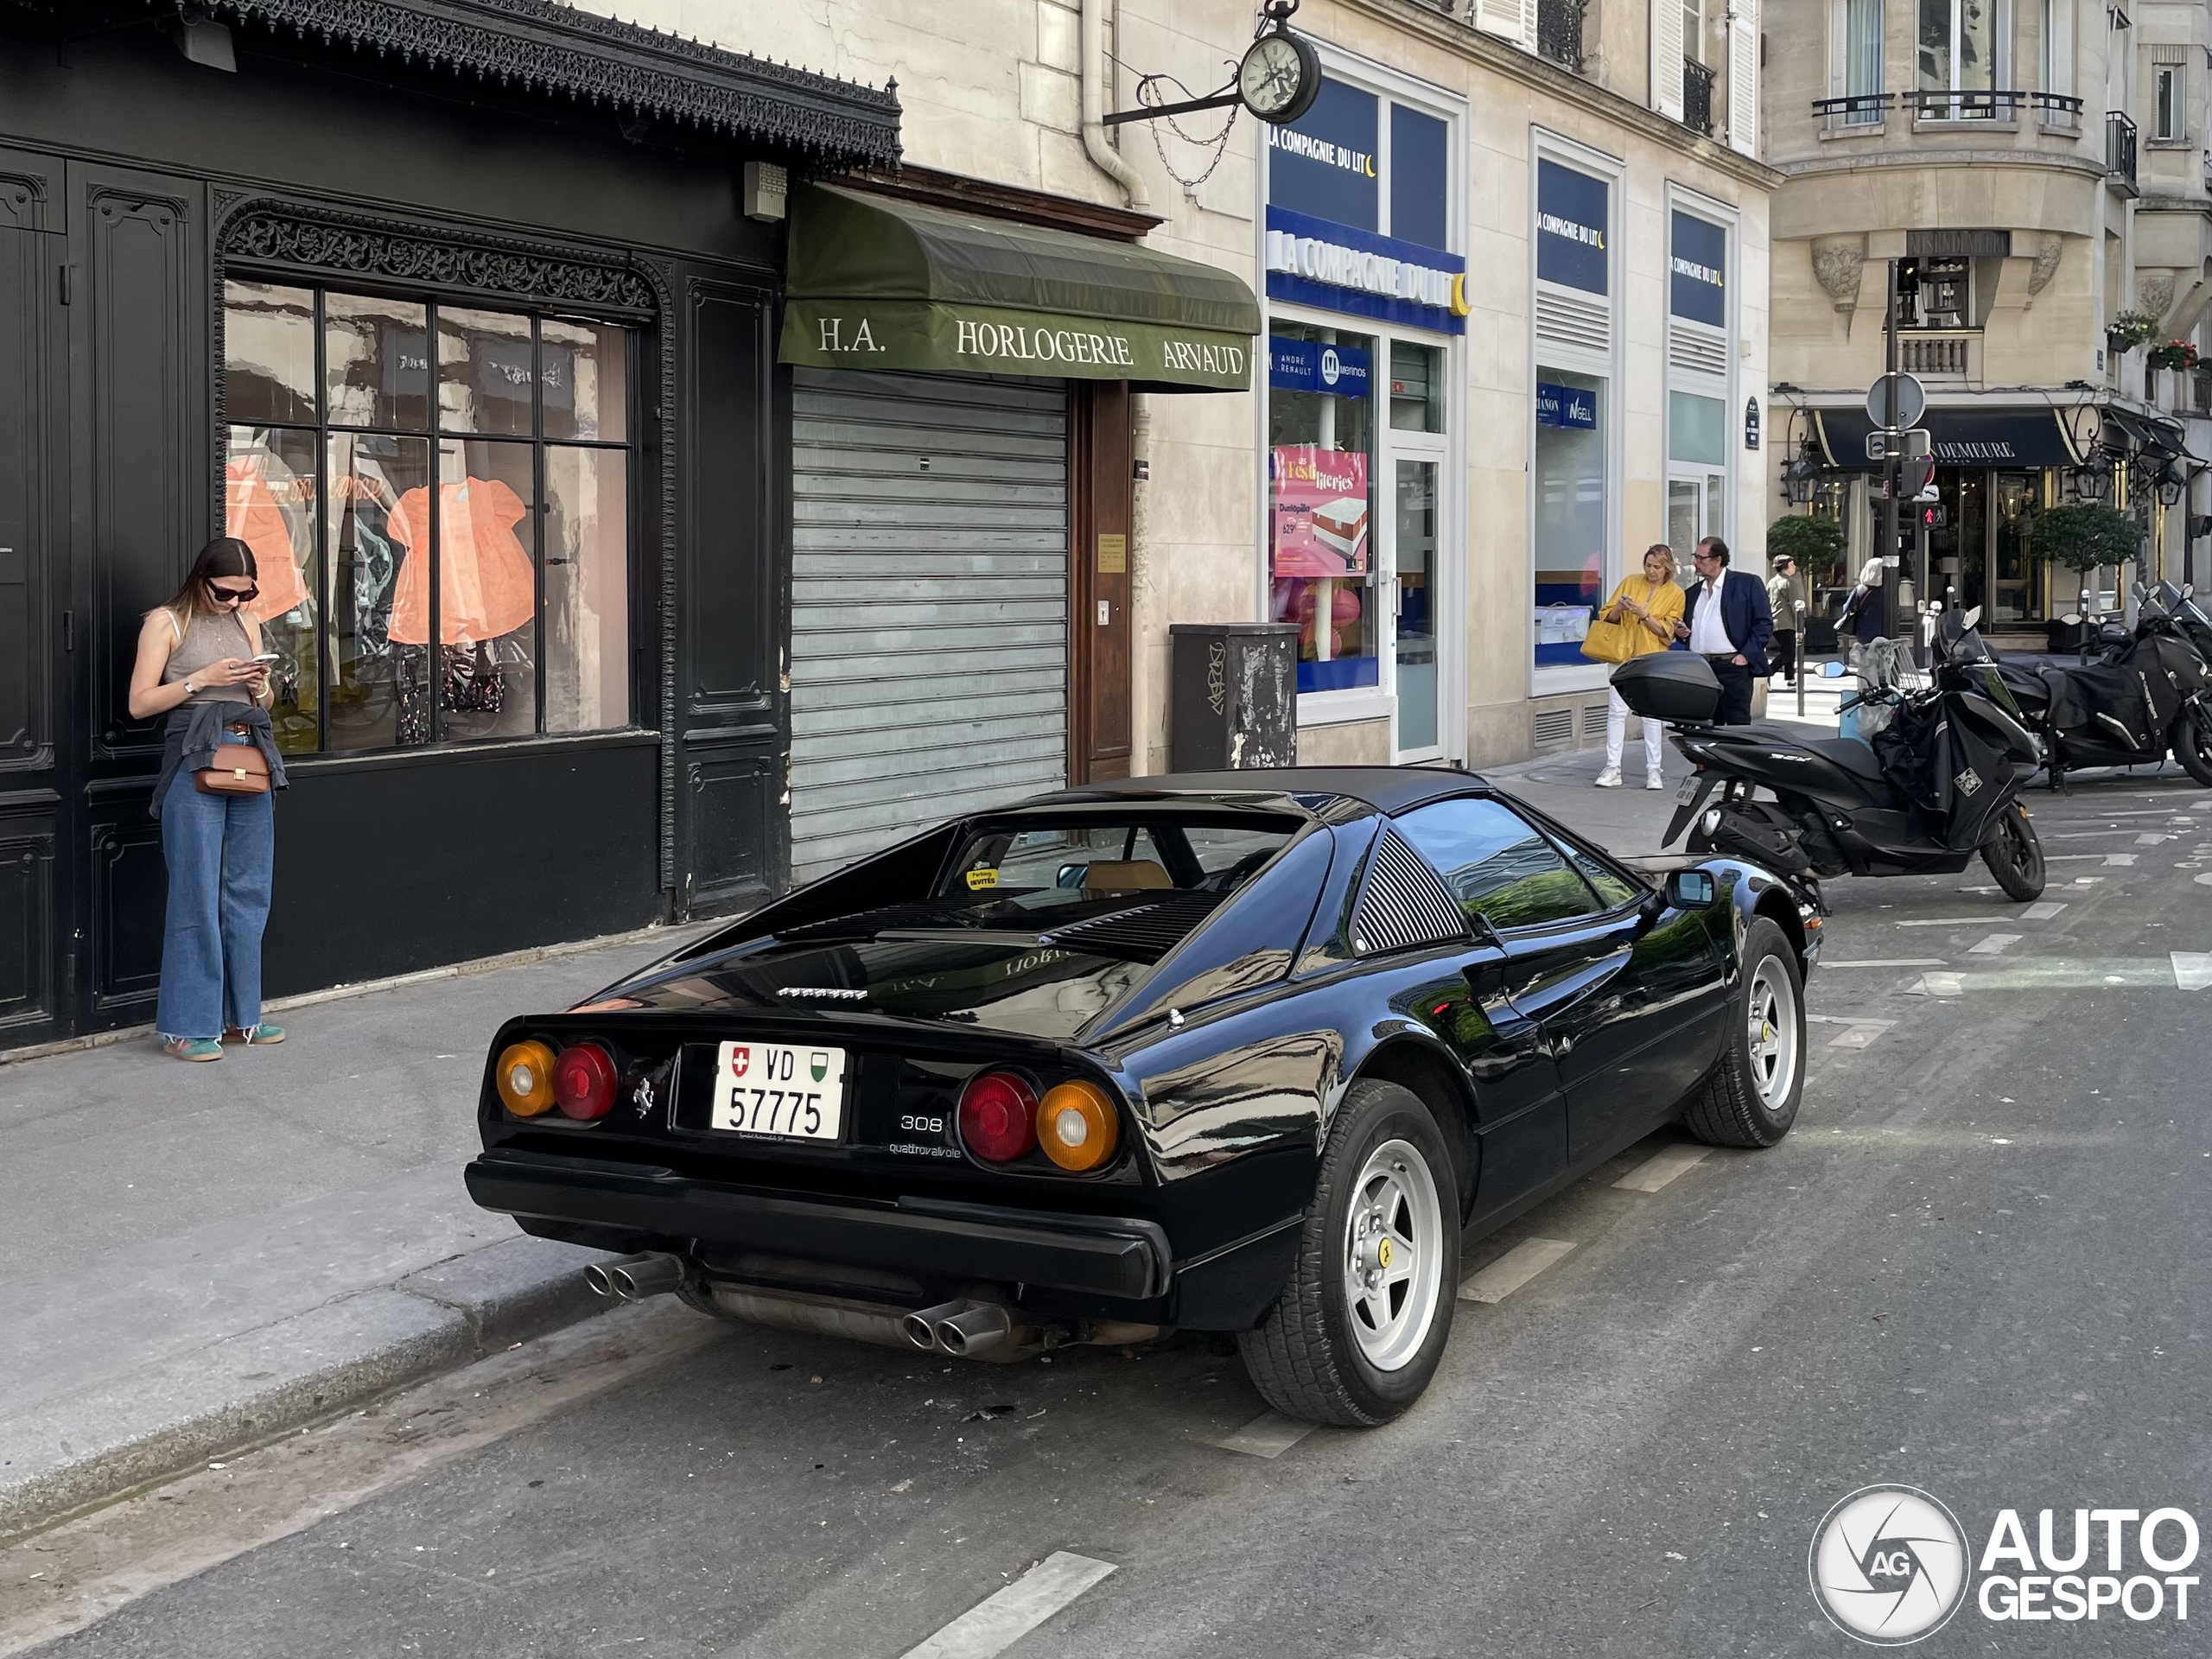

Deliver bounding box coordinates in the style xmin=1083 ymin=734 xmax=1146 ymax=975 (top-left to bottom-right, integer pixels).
xmin=1614 ymin=1145 xmax=1712 ymax=1192
xmin=2136 ymin=832 xmax=2175 ymax=846
xmin=2018 ymin=900 xmax=2069 ymax=919
xmin=2175 ymin=953 xmax=2212 ymax=992
xmin=1968 ymin=934 xmax=2021 ymax=956
xmin=1894 ymin=917 xmax=1998 ymax=927
xmin=900 ymin=1552 xmax=1117 ymax=1659
xmin=1217 ymin=1411 xmax=1318 ymax=1459
xmin=2073 ymin=876 xmax=2106 ymax=886
xmin=2197 ymin=872 xmax=2212 ymax=887
xmin=1908 ymin=972 xmax=1965 ymax=997
xmin=2052 ymin=830 xmax=2143 ymax=838
xmin=1818 ymin=958 xmax=1948 ymax=967
xmin=2104 ymin=853 xmax=2139 ymax=867
xmin=1459 ymin=1237 xmax=1578 ymax=1303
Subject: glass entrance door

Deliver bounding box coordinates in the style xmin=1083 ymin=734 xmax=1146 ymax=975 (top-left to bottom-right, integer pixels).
xmin=1393 ymin=458 xmax=1440 ymax=752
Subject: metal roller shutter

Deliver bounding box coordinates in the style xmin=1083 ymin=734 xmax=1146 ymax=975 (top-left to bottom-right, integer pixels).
xmin=789 ymin=368 xmax=1069 ymax=886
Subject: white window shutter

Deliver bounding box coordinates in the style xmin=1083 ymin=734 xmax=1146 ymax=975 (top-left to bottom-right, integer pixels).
xmin=1729 ymin=0 xmax=1760 ymax=156
xmin=1474 ymin=0 xmax=1530 ymax=48
xmin=1652 ymin=0 xmax=1687 ymax=121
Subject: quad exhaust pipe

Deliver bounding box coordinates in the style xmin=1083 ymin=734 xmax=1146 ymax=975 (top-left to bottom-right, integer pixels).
xmin=586 ymin=1251 xmax=684 ymax=1303
xmin=902 ymin=1298 xmax=1017 ymax=1357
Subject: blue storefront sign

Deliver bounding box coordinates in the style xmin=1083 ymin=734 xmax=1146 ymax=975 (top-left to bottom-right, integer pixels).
xmin=1670 ymin=210 xmax=1727 ymax=327
xmin=1536 ymin=380 xmax=1597 ymax=429
xmin=1270 ymin=335 xmax=1371 ymax=395
xmin=1264 ymin=75 xmax=1464 ymax=334
xmin=1536 ymin=160 xmax=1608 ymax=296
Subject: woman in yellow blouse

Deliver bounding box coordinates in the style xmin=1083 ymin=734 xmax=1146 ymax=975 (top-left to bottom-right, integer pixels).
xmin=1595 ymin=544 xmax=1686 ymax=789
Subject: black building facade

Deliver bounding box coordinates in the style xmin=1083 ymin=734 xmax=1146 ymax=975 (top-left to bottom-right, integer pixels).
xmin=0 ymin=0 xmax=899 ymax=1048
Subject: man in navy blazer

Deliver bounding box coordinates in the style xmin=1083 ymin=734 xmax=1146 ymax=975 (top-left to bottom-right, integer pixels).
xmin=1674 ymin=537 xmax=1773 ymax=724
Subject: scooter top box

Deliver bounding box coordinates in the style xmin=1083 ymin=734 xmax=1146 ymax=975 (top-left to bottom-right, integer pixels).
xmin=1611 ymin=652 xmax=1720 ymax=723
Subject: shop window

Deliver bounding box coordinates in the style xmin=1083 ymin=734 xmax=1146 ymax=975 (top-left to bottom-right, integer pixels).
xmin=223 ymin=279 xmax=632 ymax=755
xmin=1269 ymin=322 xmax=1378 ymax=693
xmin=1389 ymin=342 xmax=1445 ymax=433
xmin=1533 ymin=368 xmax=1607 ymax=667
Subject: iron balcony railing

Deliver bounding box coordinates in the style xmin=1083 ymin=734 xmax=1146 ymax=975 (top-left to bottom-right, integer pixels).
xmin=1683 ymin=59 xmax=1715 ymax=136
xmin=1535 ymin=0 xmax=1588 ymax=73
xmin=2029 ymin=91 xmax=2084 ymax=130
xmin=2107 ymin=111 xmax=2139 ymax=188
xmin=1901 ymin=88 xmax=2022 ymax=120
xmin=1813 ymin=92 xmax=1892 ymax=130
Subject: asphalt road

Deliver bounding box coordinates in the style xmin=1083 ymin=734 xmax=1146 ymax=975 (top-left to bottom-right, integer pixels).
xmin=6 ymin=772 xmax=2209 ymax=1659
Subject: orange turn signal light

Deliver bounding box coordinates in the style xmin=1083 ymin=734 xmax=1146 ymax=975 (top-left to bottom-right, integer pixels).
xmin=496 ymin=1039 xmax=557 ymax=1116
xmin=1036 ymin=1079 xmax=1118 ymax=1173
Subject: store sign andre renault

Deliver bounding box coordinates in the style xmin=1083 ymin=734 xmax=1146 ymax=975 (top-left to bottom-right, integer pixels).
xmin=1265 ymin=77 xmax=1466 ymax=334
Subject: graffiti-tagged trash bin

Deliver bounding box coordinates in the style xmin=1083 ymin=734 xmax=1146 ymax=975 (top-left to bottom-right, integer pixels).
xmin=1168 ymin=622 xmax=1298 ymax=771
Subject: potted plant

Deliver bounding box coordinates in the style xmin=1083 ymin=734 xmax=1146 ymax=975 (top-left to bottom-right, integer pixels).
xmin=2107 ymin=309 xmax=2162 ymax=355
xmin=1764 ymin=512 xmax=1846 ymax=575
xmin=2147 ymin=338 xmax=2200 ymax=372
xmin=2032 ymin=503 xmax=2139 ymax=575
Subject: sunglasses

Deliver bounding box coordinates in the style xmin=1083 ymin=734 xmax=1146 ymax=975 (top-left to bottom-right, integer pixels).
xmin=207 ymin=582 xmax=259 ymax=604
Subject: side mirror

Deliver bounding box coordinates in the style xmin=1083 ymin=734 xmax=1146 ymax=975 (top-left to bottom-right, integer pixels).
xmin=1665 ymin=868 xmax=1718 ymax=910
xmin=1821 ymin=660 xmax=1847 ymax=678
xmin=1963 ymin=606 xmax=1982 ymax=630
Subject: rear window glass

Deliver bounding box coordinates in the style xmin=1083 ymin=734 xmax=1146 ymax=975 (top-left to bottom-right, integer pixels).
xmin=940 ymin=817 xmax=1297 ymax=917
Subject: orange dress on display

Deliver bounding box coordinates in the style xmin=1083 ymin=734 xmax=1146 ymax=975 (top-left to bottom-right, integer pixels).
xmin=385 ymin=477 xmax=536 ymax=645
xmin=224 ymin=456 xmax=314 ymax=622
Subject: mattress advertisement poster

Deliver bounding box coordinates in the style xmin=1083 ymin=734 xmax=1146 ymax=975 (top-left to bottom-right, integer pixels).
xmin=1270 ymin=445 xmax=1370 ymax=577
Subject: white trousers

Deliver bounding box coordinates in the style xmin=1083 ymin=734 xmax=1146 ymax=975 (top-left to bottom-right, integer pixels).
xmin=1605 ymin=687 xmax=1663 ymax=776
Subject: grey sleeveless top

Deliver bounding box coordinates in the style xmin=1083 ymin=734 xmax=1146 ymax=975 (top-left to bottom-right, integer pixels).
xmin=161 ymin=608 xmax=254 ymax=705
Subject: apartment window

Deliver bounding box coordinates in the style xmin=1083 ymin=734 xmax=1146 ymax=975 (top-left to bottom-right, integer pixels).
xmin=1847 ymin=0 xmax=1885 ymax=123
xmin=224 ymin=280 xmax=632 ymax=756
xmin=1918 ymin=0 xmax=1997 ymax=115
xmin=2154 ymin=64 xmax=2183 ymax=139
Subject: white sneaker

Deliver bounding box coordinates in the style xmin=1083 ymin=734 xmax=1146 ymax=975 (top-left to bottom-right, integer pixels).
xmin=1646 ymin=773 xmax=1666 ymax=790
xmin=1594 ymin=767 xmax=1624 ymax=788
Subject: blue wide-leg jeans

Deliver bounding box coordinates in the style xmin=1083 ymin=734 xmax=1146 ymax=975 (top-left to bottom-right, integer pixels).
xmin=155 ymin=772 xmax=275 ymax=1041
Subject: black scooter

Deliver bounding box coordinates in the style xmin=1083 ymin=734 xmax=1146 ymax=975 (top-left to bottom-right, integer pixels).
xmin=1990 ymin=581 xmax=2212 ymax=788
xmin=1613 ymin=607 xmax=2047 ymax=902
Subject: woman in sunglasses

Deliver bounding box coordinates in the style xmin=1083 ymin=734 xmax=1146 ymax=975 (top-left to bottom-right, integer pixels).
xmin=127 ymin=536 xmax=289 ymax=1061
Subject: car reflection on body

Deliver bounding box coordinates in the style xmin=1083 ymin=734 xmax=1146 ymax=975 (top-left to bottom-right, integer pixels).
xmin=465 ymin=767 xmax=1818 ymax=1425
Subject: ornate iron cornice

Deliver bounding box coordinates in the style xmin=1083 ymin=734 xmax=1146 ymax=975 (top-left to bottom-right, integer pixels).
xmin=194 ymin=0 xmax=900 ymax=166
xmin=219 ymin=197 xmax=656 ymax=314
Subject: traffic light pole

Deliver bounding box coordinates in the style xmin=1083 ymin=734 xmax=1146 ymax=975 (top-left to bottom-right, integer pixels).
xmin=1881 ymin=260 xmax=1902 ymax=641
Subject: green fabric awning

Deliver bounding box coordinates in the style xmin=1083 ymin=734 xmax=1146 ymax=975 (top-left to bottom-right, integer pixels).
xmin=778 ymin=184 xmax=1259 ymax=391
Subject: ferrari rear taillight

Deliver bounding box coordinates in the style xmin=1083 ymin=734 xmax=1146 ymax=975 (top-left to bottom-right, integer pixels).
xmin=958 ymin=1071 xmax=1038 ymax=1162
xmin=552 ymin=1041 xmax=619 ymax=1120
xmin=1037 ymin=1079 xmax=1119 ymax=1173
xmin=496 ymin=1040 xmax=556 ymax=1116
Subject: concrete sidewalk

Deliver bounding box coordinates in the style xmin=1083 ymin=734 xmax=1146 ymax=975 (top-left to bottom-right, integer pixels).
xmin=0 ymin=923 xmax=709 ymax=1541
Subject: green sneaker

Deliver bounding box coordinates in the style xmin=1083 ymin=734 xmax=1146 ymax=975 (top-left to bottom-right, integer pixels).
xmin=224 ymin=1023 xmax=286 ymax=1046
xmin=163 ymin=1036 xmax=223 ymax=1063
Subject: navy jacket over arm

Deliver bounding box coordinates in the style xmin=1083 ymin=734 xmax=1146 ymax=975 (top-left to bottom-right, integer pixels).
xmin=1683 ymin=569 xmax=1775 ymax=676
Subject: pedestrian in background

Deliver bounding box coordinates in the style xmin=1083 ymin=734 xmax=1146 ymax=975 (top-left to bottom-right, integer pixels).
xmin=1675 ymin=536 xmax=1773 ymax=725
xmin=1836 ymin=557 xmax=1887 ymax=646
xmin=1766 ymin=554 xmax=1800 ymax=686
xmin=126 ymin=537 xmax=289 ymax=1062
xmin=1585 ymin=543 xmax=1685 ymax=789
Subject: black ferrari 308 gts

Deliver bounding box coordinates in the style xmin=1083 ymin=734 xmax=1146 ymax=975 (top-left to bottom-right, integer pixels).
xmin=466 ymin=767 xmax=1819 ymax=1426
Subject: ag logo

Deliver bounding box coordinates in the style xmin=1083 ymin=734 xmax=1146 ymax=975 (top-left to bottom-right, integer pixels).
xmin=1810 ymin=1485 xmax=1969 ymax=1644
xmin=728 ymin=1046 xmax=750 ymax=1079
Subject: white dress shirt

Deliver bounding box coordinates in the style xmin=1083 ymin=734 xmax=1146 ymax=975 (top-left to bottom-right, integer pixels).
xmin=1688 ymin=575 xmax=1735 ymax=655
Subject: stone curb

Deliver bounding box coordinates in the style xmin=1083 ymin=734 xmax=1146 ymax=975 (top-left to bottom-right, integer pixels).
xmin=0 ymin=1235 xmax=615 ymax=1543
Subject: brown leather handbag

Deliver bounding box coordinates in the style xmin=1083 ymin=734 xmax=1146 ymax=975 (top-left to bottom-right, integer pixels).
xmin=195 ymin=733 xmax=271 ymax=796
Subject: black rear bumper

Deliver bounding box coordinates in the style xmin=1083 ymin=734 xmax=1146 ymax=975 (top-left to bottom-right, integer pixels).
xmin=466 ymin=1149 xmax=1173 ymax=1301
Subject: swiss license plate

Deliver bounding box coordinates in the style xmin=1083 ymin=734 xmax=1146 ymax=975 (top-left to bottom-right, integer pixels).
xmin=1676 ymin=774 xmax=1702 ymax=805
xmin=711 ymin=1041 xmax=846 ymax=1141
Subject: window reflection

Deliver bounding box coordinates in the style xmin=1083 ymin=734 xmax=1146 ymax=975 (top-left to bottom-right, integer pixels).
xmin=226 ymin=424 xmax=320 ymax=753
xmin=544 ymin=444 xmax=628 ymax=731
xmin=325 ymin=294 xmax=429 ymax=430
xmin=438 ymin=307 xmax=536 ymax=437
xmin=223 ymin=283 xmax=315 ymax=424
xmin=541 ymin=318 xmax=627 ymax=442
xmin=327 ymin=434 xmax=432 ymax=751
xmin=1395 ymin=798 xmax=1601 ymax=930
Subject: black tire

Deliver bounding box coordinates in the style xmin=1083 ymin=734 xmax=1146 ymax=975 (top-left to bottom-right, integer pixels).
xmin=2173 ymin=704 xmax=2212 ymax=788
xmin=1237 ymin=1078 xmax=1460 ymax=1427
xmin=1979 ymin=799 xmax=2046 ymax=900
xmin=1683 ymin=916 xmax=1804 ymax=1149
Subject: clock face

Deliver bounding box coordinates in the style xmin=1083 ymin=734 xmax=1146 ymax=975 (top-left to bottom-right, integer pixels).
xmin=1238 ymin=33 xmax=1313 ymax=121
